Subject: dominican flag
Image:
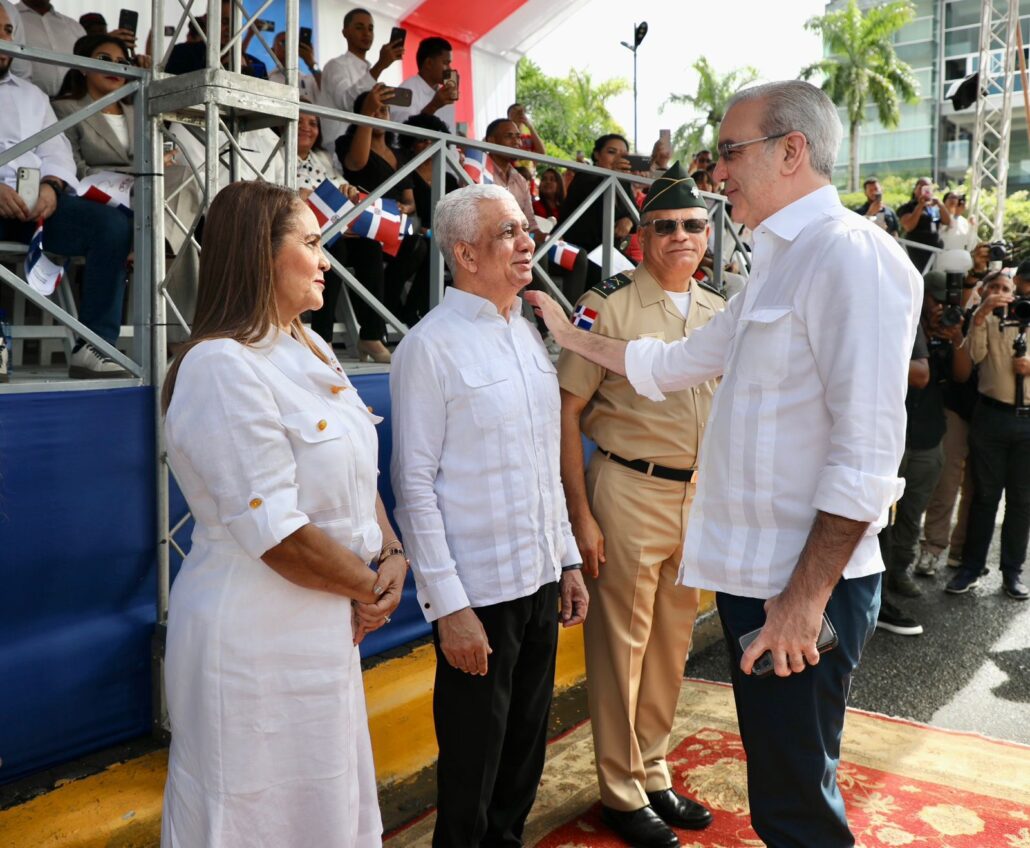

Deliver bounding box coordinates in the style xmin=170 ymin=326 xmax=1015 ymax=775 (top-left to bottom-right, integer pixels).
xmin=571 ymin=304 xmax=598 ymax=331
xmin=347 ymin=195 xmax=412 ymax=257
xmin=462 ymin=148 xmax=493 ymax=185
xmin=549 ymin=240 xmax=580 ymax=271
xmin=76 ymin=171 xmax=133 ymax=211
xmin=307 ymin=179 xmax=354 ymax=247
xmin=25 ymin=221 xmax=64 ymax=296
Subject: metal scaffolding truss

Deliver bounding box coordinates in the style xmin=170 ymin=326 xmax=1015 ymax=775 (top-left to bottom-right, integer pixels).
xmin=0 ymin=0 xmax=745 ymax=734
xmin=969 ymin=0 xmax=1021 ymax=242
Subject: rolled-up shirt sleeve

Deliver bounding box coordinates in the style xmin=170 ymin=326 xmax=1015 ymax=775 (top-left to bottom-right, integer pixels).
xmin=390 ymin=336 xmax=470 ymax=621
xmin=167 ymin=346 xmax=309 ymax=559
xmin=805 ymin=231 xmax=917 ymax=524
xmin=625 ymin=293 xmax=740 ymax=401
xmin=37 ymin=99 xmax=79 ymax=190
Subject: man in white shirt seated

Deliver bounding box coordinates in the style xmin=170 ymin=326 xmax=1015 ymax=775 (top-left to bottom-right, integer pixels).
xmin=15 ymin=0 xmax=83 ymax=96
xmin=525 ymin=80 xmax=921 ymax=848
xmin=388 ymin=36 xmax=457 ymax=132
xmin=0 ymin=4 xmax=132 ymax=378
xmin=268 ymin=30 xmax=320 ymax=101
xmin=316 ymin=7 xmax=402 ymax=153
xmin=391 ymin=184 xmax=589 ymax=848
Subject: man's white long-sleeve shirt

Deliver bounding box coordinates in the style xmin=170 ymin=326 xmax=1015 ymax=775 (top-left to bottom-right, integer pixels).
xmin=625 ymin=185 xmax=921 ymax=599
xmin=0 ymin=72 xmax=77 ymax=190
xmin=390 ymin=288 xmax=579 ymax=621
xmin=316 ymin=51 xmax=375 ymax=153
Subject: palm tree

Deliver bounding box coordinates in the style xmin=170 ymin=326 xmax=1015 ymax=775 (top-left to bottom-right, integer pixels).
xmin=801 ymin=0 xmax=919 ymax=191
xmin=663 ymin=58 xmax=759 ymax=161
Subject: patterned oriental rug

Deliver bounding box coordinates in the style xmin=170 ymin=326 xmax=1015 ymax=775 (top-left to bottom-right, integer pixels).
xmin=385 ymin=679 xmax=1030 ymax=847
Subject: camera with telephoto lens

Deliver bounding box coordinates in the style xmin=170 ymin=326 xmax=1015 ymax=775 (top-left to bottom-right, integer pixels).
xmin=988 ymin=240 xmax=1011 ymax=270
xmin=994 ymin=297 xmax=1030 ymax=322
xmin=937 ymin=249 xmax=973 ymax=327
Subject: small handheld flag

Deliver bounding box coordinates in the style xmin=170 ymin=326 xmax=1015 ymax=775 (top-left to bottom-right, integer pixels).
xmin=548 ymin=240 xmax=581 ymax=271
xmin=25 ymin=221 xmax=64 ymax=296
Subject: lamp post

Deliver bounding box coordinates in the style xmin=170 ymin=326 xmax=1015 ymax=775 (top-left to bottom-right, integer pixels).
xmin=620 ymin=21 xmax=648 ymax=151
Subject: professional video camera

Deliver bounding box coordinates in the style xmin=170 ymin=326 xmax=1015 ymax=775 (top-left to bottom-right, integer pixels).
xmin=937 ymin=249 xmax=973 ymax=327
xmin=988 ymin=240 xmax=1012 ymax=271
xmin=993 ymin=296 xmax=1030 ymax=323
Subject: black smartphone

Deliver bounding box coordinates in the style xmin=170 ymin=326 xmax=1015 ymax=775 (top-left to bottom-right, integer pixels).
xmin=389 ymin=86 xmax=413 ymax=108
xmin=390 ymin=26 xmax=406 ymax=47
xmin=738 ymin=613 xmax=838 ymax=678
xmin=626 ymin=154 xmax=651 ymax=171
xmin=118 ymin=8 xmax=138 ymax=34
xmin=299 ymin=26 xmax=312 ymax=46
xmin=255 ymin=18 xmax=275 ymax=31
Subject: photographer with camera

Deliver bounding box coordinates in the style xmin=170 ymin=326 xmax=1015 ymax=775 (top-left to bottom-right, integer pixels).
xmin=946 ymin=265 xmax=1030 ymax=600
xmin=898 ymin=178 xmax=951 ymax=273
xmin=878 ymin=273 xmax=973 ymax=630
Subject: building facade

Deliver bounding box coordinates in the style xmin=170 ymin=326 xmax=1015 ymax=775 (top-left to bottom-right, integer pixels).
xmin=826 ymin=0 xmax=1030 ymax=192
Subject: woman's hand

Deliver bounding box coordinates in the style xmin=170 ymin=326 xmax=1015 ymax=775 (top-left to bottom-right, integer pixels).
xmin=352 ymin=554 xmax=406 ymax=644
xmin=362 ymin=83 xmax=393 ymax=116
xmin=342 ymin=183 xmax=361 ymax=203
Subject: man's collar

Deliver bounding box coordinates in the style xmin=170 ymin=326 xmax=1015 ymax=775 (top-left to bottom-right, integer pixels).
xmin=445 ymin=286 xmax=520 ymax=323
xmin=0 ymin=71 xmax=21 ymax=87
xmin=759 ymin=184 xmax=840 ymax=242
xmin=635 ymin=264 xmax=674 ymax=307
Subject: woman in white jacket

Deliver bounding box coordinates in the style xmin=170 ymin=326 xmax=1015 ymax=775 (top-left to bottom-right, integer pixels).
xmin=159 ymin=180 xmax=405 ymax=847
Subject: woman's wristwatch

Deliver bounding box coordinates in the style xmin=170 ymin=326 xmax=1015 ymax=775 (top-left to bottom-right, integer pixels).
xmin=378 ymin=540 xmax=406 ymax=565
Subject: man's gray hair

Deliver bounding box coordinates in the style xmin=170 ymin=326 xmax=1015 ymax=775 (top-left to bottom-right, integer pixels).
xmin=727 ymin=80 xmax=842 ymax=180
xmin=434 ymin=184 xmax=517 ymax=274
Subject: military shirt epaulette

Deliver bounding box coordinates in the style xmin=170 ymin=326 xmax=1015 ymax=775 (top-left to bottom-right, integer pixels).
xmin=590 ymin=272 xmax=633 ymax=299
xmin=696 ymin=278 xmax=726 ymax=300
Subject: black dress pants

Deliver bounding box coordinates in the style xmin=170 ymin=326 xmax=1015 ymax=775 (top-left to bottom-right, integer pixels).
xmin=311 ymin=236 xmax=385 ymax=343
xmin=431 ymin=581 xmax=560 ymax=848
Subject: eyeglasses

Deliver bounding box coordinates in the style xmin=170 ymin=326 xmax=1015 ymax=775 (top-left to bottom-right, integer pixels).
xmin=641 ymin=218 xmax=709 ymax=236
xmin=94 ymin=52 xmax=132 ymax=66
xmin=717 ymin=131 xmax=792 ymax=159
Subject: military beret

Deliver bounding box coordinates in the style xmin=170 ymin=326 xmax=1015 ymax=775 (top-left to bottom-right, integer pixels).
xmin=641 ymin=161 xmax=707 ymax=214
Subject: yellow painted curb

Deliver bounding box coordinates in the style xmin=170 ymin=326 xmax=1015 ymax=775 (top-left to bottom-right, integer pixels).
xmin=0 ymin=750 xmax=167 ymax=848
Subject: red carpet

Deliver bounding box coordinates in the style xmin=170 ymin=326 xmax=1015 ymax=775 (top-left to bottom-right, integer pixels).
xmin=386 ymin=680 xmax=1030 ymax=847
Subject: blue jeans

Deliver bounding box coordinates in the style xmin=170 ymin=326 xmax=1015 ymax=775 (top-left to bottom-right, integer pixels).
xmin=1 ymin=195 xmax=132 ymax=344
xmin=716 ymin=573 xmax=881 ymax=848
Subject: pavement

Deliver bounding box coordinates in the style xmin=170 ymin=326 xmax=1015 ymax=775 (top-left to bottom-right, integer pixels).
xmin=687 ymin=532 xmax=1030 ymax=746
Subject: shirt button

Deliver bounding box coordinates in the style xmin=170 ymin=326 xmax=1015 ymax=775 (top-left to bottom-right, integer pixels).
xmin=317 ymin=419 xmax=328 ymax=431
xmin=331 ymin=385 xmax=347 ymax=394
xmin=424 ymin=602 xmax=431 ymax=609
xmin=367 ymin=405 xmax=374 ymax=414
xmin=249 ymin=498 xmax=263 ymax=509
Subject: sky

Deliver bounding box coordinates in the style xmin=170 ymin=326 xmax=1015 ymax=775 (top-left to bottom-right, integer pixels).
xmin=524 ymin=0 xmax=829 ymax=154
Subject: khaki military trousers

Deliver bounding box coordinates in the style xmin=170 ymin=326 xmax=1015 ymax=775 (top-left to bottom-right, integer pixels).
xmin=583 ymin=451 xmax=700 ymax=811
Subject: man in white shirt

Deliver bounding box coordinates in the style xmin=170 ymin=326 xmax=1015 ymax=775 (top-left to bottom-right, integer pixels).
xmin=388 ymin=36 xmax=457 ymax=131
xmin=526 ymin=80 xmax=921 ymax=847
xmin=15 ymin=0 xmax=83 ymax=96
xmin=317 ymin=7 xmax=403 ymax=153
xmin=268 ymin=30 xmax=320 ymax=102
xmin=391 ymin=184 xmax=589 ymax=848
xmin=0 ymin=3 xmax=132 ymax=378
xmin=0 ymin=0 xmax=31 ymax=80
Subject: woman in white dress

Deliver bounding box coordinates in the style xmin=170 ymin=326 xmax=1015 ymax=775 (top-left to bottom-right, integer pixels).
xmin=159 ymin=180 xmax=406 ymax=847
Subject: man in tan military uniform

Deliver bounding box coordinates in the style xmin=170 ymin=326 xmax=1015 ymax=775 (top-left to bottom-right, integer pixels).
xmin=557 ymin=163 xmax=723 ymax=848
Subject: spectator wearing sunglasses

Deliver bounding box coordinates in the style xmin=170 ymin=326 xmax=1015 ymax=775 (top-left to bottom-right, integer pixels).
xmin=53 ymin=34 xmax=134 ymax=176
xmin=556 ymin=163 xmax=721 ymax=847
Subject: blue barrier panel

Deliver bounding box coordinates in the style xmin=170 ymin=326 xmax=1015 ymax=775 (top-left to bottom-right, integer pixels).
xmin=0 ymin=387 xmax=156 ymax=784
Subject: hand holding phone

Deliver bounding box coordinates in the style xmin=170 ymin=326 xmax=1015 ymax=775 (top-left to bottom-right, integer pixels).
xmin=738 ymin=612 xmax=838 ymax=678
xmin=389 ymin=26 xmax=406 ymax=47
xmin=118 ymin=8 xmax=139 ymax=35
xmin=16 ymin=167 xmax=40 ymax=214
xmin=626 ymin=154 xmax=652 ymax=172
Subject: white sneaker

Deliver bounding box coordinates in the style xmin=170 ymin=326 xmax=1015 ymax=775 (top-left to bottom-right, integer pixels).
xmin=913 ymin=547 xmax=943 ymax=576
xmin=69 ymin=342 xmax=131 ymax=379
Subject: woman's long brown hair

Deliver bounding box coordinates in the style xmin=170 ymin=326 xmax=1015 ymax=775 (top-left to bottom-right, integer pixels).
xmin=161 ymin=180 xmax=328 ymax=413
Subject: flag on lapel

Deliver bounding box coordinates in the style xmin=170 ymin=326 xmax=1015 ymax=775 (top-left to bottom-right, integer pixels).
xmin=462 ymin=148 xmax=493 ymax=185
xmin=571 ymin=304 xmax=598 ymax=331
xmin=25 ymin=221 xmax=65 ymax=296
xmin=76 ymin=171 xmax=133 ymax=211
xmin=548 ymin=240 xmax=580 ymax=271
xmin=347 ymin=195 xmax=412 ymax=257
xmin=307 ymin=179 xmax=354 ymax=247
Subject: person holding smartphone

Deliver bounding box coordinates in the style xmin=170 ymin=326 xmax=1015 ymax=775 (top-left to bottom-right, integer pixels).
xmin=854 ymin=177 xmax=899 ymax=237
xmin=269 ymin=30 xmax=320 ymax=100
xmin=316 ymin=8 xmax=404 ymax=152
xmin=388 ymin=36 xmax=457 ymax=131
xmin=898 ymin=177 xmax=951 ymax=272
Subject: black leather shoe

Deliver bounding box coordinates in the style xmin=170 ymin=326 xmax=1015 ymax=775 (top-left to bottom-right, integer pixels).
xmin=600 ymin=805 xmax=680 ymax=847
xmin=646 ymin=788 xmax=714 ymax=830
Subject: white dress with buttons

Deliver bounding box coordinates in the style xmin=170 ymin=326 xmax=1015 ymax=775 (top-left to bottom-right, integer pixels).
xmin=160 ymin=330 xmax=383 ymax=848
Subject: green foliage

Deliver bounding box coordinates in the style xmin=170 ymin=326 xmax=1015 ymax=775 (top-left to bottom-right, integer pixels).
xmin=801 ymin=0 xmax=920 ymax=191
xmin=838 ymin=174 xmax=914 ymax=210
xmin=515 ymin=59 xmax=629 ymax=161
xmin=662 ymin=58 xmax=759 ymax=160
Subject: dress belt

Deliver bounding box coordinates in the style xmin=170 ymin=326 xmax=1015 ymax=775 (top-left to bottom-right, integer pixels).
xmin=979 ymin=393 xmax=1019 ymax=412
xmin=599 ymin=448 xmax=694 ymax=482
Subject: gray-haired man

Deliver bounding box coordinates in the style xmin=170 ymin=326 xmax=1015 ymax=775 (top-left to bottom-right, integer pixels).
xmin=391 ymin=184 xmax=589 ymax=847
